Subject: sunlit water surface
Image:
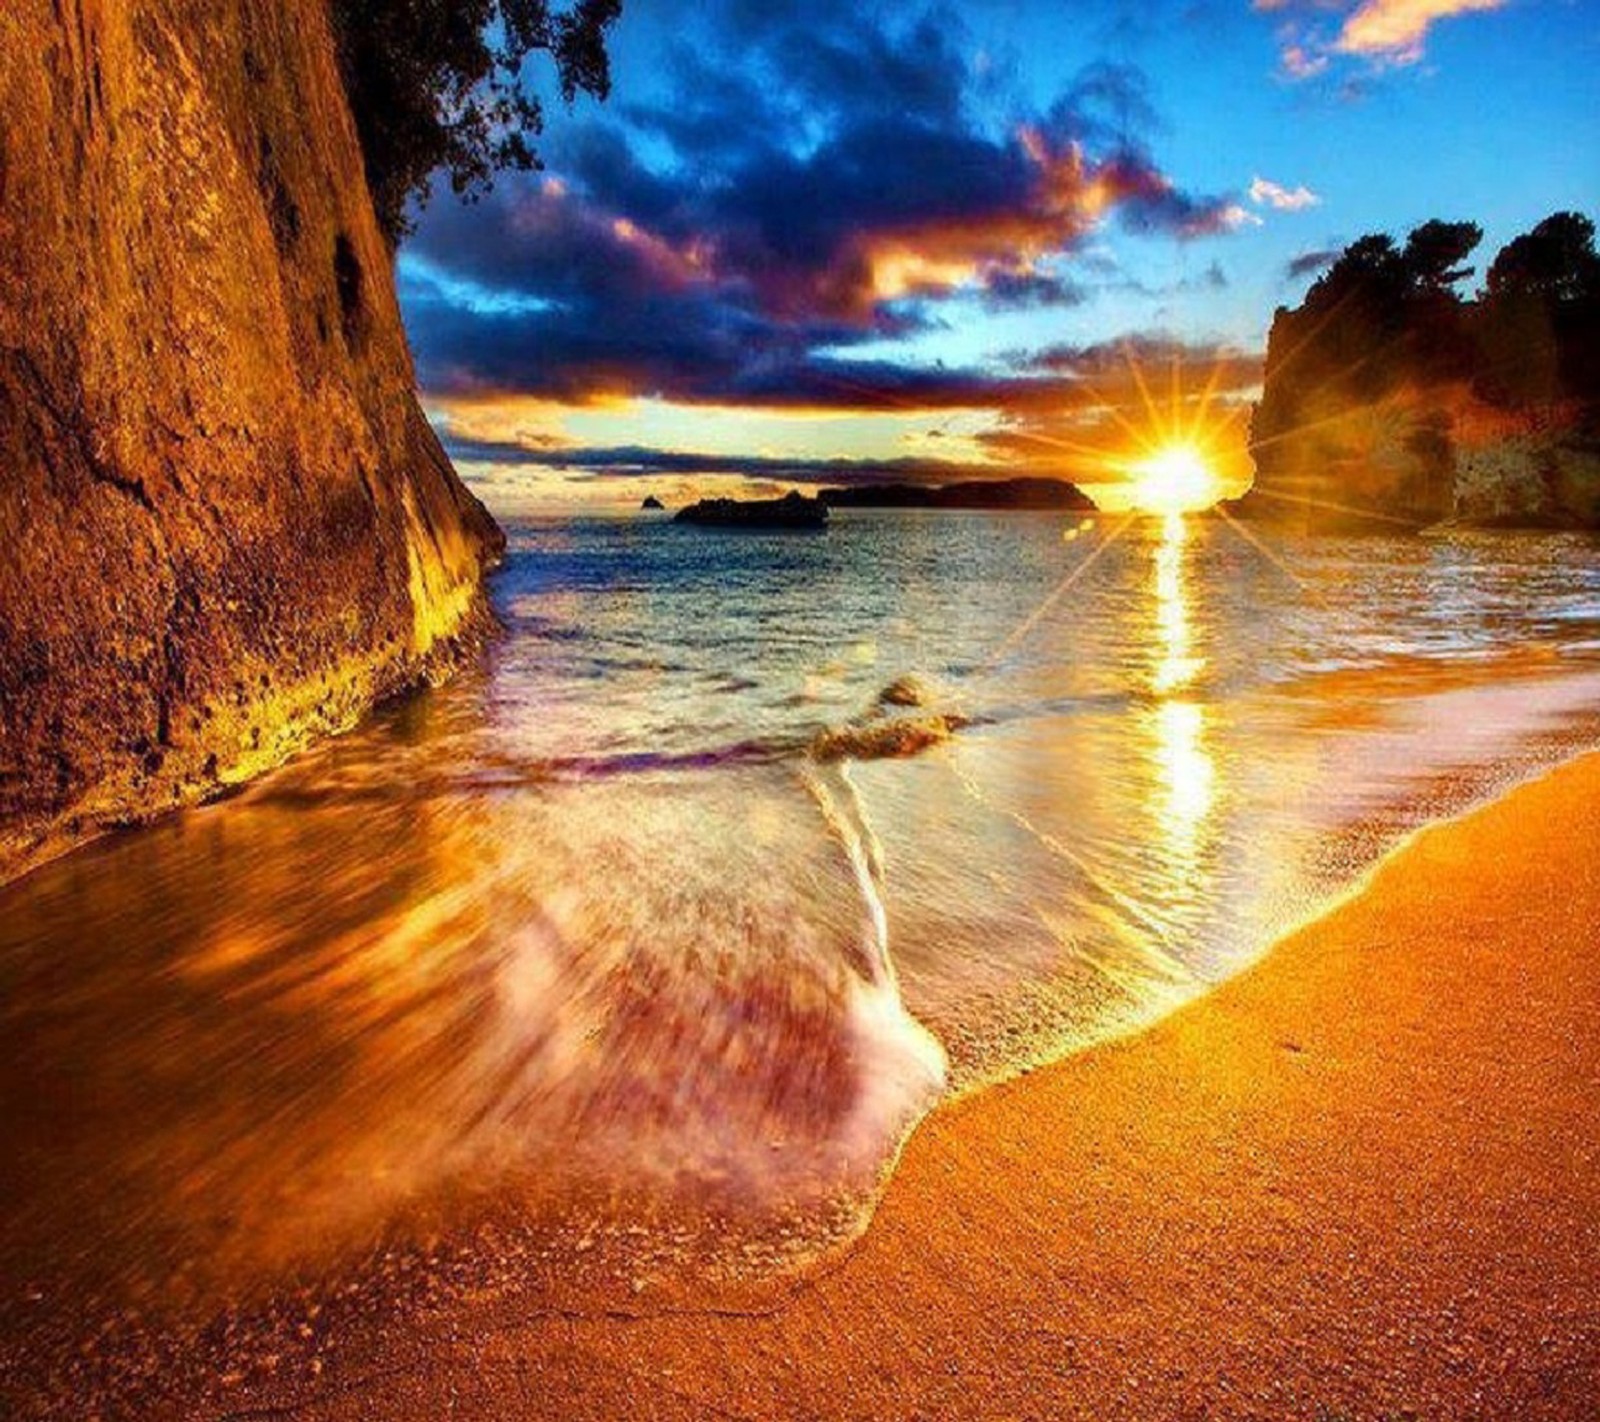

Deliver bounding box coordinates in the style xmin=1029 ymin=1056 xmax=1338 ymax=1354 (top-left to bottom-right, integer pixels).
xmin=4 ymin=513 xmax=1600 ymax=1390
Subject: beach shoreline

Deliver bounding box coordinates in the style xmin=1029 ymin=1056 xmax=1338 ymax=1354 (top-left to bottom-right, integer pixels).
xmin=124 ymin=747 xmax=1599 ymax=1420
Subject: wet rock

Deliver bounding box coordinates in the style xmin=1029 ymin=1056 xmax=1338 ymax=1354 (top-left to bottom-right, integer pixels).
xmin=811 ymin=712 xmax=969 ymax=762
xmin=877 ymin=674 xmax=933 ymax=709
xmin=0 ymin=0 xmax=502 ymax=883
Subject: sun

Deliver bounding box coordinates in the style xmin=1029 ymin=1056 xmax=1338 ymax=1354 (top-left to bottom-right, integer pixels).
xmin=1127 ymin=443 xmax=1222 ymax=515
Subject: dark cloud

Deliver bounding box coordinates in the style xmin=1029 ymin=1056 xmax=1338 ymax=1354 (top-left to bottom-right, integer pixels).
xmin=1285 ymin=247 xmax=1342 ymax=280
xmin=1023 ymin=334 xmax=1260 ymax=388
xmin=445 ymin=436 xmax=1020 ymax=487
xmin=979 ymin=270 xmax=1088 ymax=312
xmin=402 ymin=0 xmax=1244 ymax=410
xmin=436 ymin=332 xmax=1264 ymax=494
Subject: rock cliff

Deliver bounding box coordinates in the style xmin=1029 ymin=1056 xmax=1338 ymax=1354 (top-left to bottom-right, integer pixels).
xmin=1238 ymin=220 xmax=1600 ymax=532
xmin=0 ymin=0 xmax=503 ymax=883
xmin=1244 ymin=320 xmax=1599 ymax=532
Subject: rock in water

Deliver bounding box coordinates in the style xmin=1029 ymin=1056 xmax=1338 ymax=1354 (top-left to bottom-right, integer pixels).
xmin=810 ymin=713 xmax=969 ymax=763
xmin=674 ymin=491 xmax=829 ymax=529
xmin=812 ymin=677 xmax=972 ymax=762
xmin=0 ymin=0 xmax=504 ymax=884
xmin=641 ymin=495 xmax=666 ymax=510
xmin=877 ymin=674 xmax=933 ymax=709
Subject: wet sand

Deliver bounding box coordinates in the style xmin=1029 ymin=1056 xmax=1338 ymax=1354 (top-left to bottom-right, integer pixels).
xmin=145 ymin=749 xmax=1597 ymax=1421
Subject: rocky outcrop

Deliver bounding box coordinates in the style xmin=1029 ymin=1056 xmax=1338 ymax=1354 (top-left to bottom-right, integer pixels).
xmin=0 ymin=0 xmax=503 ymax=883
xmin=1244 ymin=327 xmax=1599 ymax=532
xmin=1239 ymin=244 xmax=1600 ymax=532
xmin=1449 ymin=401 xmax=1600 ymax=527
xmin=675 ymin=490 xmax=830 ymax=529
xmin=1242 ymin=329 xmax=1456 ymax=531
xmin=820 ymin=477 xmax=1096 ymax=511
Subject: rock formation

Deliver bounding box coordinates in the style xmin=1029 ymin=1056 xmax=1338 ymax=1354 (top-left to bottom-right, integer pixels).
xmin=0 ymin=0 xmax=503 ymax=883
xmin=1239 ymin=217 xmax=1600 ymax=531
xmin=675 ymin=490 xmax=829 ymax=529
xmin=820 ymin=477 xmax=1096 ymax=511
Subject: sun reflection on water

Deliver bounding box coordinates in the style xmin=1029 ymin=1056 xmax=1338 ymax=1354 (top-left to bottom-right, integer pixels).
xmin=1148 ymin=514 xmax=1214 ymax=876
xmin=1154 ymin=700 xmax=1214 ymax=856
xmin=1152 ymin=513 xmax=1205 ymax=696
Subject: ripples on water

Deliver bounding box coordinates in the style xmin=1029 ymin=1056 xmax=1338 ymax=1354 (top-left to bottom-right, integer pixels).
xmin=3 ymin=512 xmax=1600 ymax=1371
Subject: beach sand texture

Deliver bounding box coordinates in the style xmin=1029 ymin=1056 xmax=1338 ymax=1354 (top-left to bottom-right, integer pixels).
xmin=223 ymin=752 xmax=1600 ymax=1421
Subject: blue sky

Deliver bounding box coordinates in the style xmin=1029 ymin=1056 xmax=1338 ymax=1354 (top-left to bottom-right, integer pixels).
xmin=399 ymin=0 xmax=1600 ymax=509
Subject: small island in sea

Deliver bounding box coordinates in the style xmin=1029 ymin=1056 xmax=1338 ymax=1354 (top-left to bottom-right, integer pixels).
xmin=674 ymin=489 xmax=830 ymax=528
xmin=819 ymin=476 xmax=1097 ymax=511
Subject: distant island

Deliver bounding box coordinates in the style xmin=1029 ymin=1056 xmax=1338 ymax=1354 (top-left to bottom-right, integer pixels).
xmin=674 ymin=490 xmax=829 ymax=529
xmin=1239 ymin=211 xmax=1600 ymax=531
xmin=671 ymin=477 xmax=1095 ymax=527
xmin=819 ymin=477 xmax=1095 ymax=511
xmin=640 ymin=495 xmax=665 ymax=510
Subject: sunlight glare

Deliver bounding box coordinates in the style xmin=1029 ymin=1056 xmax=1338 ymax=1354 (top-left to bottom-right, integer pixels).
xmin=1129 ymin=444 xmax=1221 ymax=515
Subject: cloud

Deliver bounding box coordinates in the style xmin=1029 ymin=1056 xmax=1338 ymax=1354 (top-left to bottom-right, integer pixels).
xmin=1334 ymin=0 xmax=1506 ymax=64
xmin=432 ymin=334 xmax=1265 ymax=496
xmin=441 ymin=436 xmax=1012 ymax=487
xmin=1285 ymin=247 xmax=1343 ymax=279
xmin=1020 ymin=334 xmax=1263 ymax=396
xmin=979 ymin=335 xmax=1263 ymax=481
xmin=979 ymin=269 xmax=1089 ymax=311
xmin=401 ymin=0 xmax=1243 ymax=411
xmin=1250 ymin=176 xmax=1321 ymax=211
xmin=1264 ymin=0 xmax=1506 ymax=79
xmin=1279 ymin=42 xmax=1330 ymax=79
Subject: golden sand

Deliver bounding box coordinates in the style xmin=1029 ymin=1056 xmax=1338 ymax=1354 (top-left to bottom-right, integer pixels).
xmin=215 ymin=754 xmax=1600 ymax=1418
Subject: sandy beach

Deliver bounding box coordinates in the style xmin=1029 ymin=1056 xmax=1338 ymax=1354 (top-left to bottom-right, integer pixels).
xmin=165 ymin=750 xmax=1596 ymax=1421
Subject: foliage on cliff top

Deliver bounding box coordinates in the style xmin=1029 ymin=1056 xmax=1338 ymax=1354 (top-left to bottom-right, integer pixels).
xmin=1486 ymin=213 xmax=1600 ymax=303
xmin=329 ymin=0 xmax=622 ymax=243
xmin=1276 ymin=211 xmax=1600 ymax=410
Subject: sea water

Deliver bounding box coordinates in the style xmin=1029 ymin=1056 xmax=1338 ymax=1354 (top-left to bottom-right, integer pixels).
xmin=3 ymin=511 xmax=1599 ymax=1332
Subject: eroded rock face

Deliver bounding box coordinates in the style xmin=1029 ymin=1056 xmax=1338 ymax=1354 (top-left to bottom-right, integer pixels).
xmin=0 ymin=0 xmax=503 ymax=882
xmin=1240 ymin=301 xmax=1600 ymax=532
xmin=1244 ymin=344 xmax=1456 ymax=532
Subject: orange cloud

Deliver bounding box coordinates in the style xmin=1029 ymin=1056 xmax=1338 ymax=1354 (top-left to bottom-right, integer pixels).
xmin=1334 ymin=0 xmax=1506 ymax=63
xmin=689 ymin=130 xmax=1240 ymax=325
xmin=1267 ymin=0 xmax=1506 ymax=78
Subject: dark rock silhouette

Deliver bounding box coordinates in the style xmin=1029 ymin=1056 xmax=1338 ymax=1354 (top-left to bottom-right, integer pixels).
xmin=1240 ymin=212 xmax=1600 ymax=531
xmin=0 ymin=0 xmax=503 ymax=883
xmin=641 ymin=495 xmax=665 ymax=510
xmin=820 ymin=477 xmax=1095 ymax=511
xmin=674 ymin=490 xmax=829 ymax=529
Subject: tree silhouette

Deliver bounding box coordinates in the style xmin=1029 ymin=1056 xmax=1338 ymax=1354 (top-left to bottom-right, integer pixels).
xmin=330 ymin=0 xmax=623 ymax=244
xmin=1253 ymin=209 xmax=1599 ymax=527
xmin=1402 ymin=219 xmax=1481 ymax=292
xmin=1303 ymin=234 xmax=1407 ymax=314
xmin=1485 ymin=212 xmax=1600 ymax=303
xmin=1478 ymin=212 xmax=1600 ymax=404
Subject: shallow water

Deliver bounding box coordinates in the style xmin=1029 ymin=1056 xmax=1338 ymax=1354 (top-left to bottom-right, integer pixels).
xmin=3 ymin=512 xmax=1600 ymax=1345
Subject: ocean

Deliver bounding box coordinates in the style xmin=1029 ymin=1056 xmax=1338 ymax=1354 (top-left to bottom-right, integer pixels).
xmin=3 ymin=509 xmax=1600 ymax=1322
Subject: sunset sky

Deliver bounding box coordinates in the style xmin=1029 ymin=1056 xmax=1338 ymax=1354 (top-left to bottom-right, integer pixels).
xmin=400 ymin=0 xmax=1599 ymax=511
